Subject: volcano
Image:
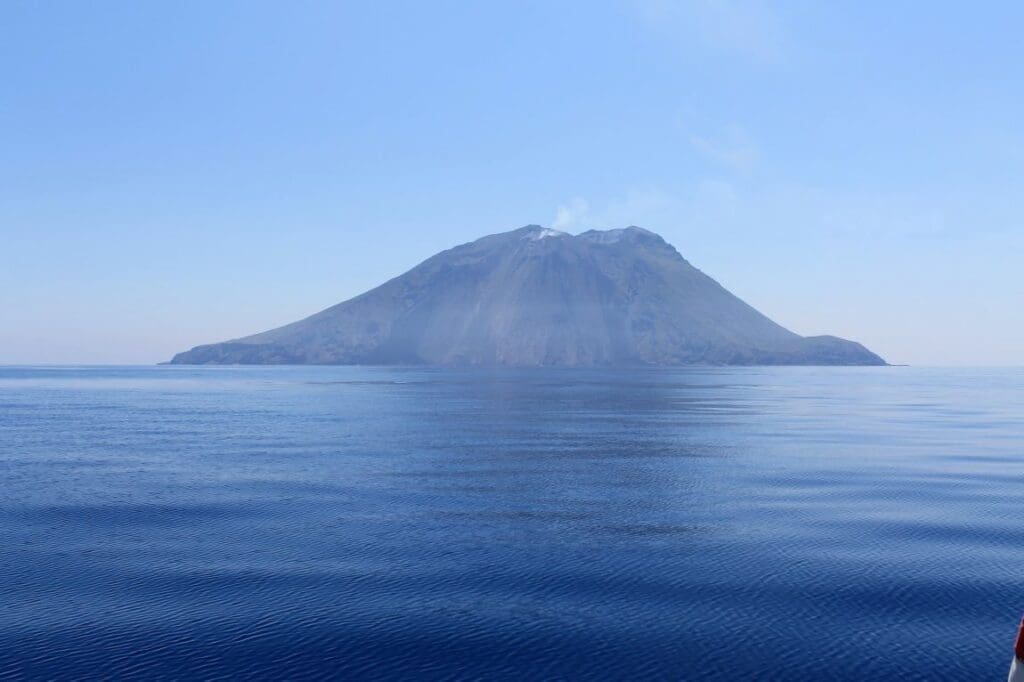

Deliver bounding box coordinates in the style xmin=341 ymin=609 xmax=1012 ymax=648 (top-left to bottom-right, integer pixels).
xmin=170 ymin=225 xmax=885 ymax=366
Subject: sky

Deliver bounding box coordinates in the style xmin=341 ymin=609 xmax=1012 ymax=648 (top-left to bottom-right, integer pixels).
xmin=2 ymin=0 xmax=1022 ymax=366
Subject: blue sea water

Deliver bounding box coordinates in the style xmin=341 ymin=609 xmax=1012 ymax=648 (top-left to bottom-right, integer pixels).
xmin=0 ymin=365 xmax=1021 ymax=680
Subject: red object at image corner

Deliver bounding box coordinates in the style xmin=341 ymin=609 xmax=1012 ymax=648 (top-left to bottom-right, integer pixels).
xmin=1015 ymin=617 xmax=1024 ymax=661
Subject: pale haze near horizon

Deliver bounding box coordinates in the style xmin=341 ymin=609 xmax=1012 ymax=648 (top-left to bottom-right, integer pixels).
xmin=2 ymin=1 xmax=1021 ymax=366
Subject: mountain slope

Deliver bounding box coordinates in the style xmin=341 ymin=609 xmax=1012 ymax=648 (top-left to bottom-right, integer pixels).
xmin=170 ymin=226 xmax=885 ymax=366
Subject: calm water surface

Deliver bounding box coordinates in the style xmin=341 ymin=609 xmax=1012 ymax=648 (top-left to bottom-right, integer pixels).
xmin=0 ymin=366 xmax=1021 ymax=680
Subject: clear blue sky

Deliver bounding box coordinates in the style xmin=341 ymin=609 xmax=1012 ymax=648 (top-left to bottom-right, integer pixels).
xmin=2 ymin=1 xmax=1021 ymax=365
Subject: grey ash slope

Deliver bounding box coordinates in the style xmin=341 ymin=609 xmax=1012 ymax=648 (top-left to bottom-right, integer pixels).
xmin=171 ymin=226 xmax=885 ymax=366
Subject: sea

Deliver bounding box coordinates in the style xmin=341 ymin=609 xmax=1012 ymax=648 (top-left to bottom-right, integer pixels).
xmin=0 ymin=365 xmax=1021 ymax=680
